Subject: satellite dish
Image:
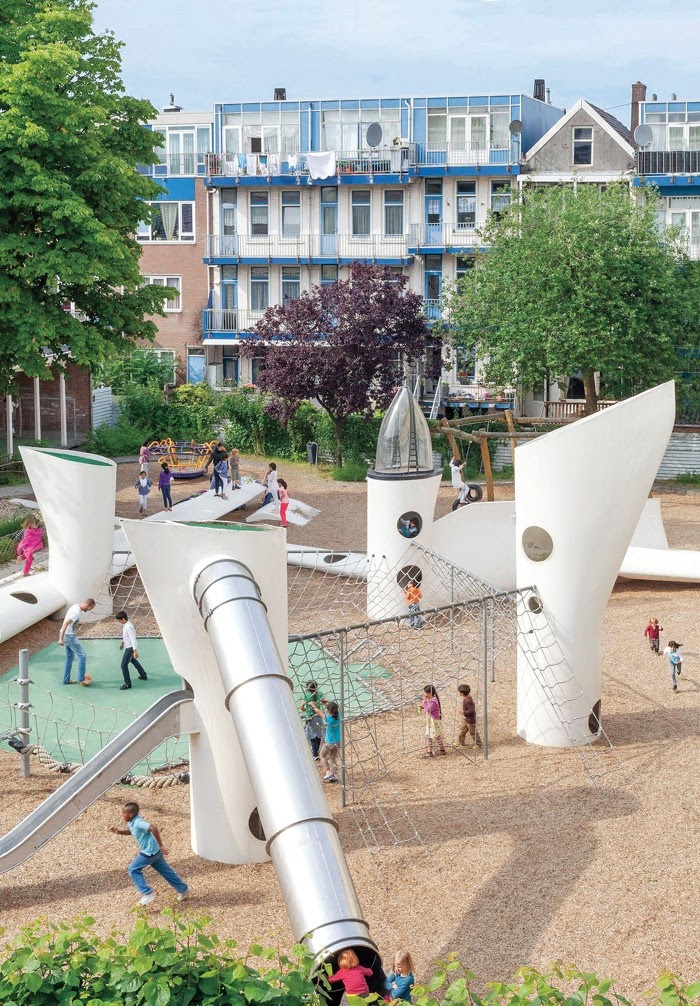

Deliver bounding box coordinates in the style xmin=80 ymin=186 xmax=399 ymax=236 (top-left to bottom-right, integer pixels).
xmin=634 ymin=124 xmax=654 ymax=148
xmin=508 ymin=119 xmax=522 ymax=136
xmin=366 ymin=122 xmax=383 ymax=148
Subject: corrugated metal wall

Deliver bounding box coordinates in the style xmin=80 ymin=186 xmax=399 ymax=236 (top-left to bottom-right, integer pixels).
xmin=91 ymin=386 xmax=114 ymax=429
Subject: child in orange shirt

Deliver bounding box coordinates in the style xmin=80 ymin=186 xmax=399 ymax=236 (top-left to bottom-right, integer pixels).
xmin=404 ymin=579 xmax=423 ymax=629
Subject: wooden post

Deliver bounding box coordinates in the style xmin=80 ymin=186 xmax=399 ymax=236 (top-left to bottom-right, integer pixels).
xmin=504 ymin=408 xmax=517 ymax=466
xmin=480 ymin=436 xmax=494 ymax=501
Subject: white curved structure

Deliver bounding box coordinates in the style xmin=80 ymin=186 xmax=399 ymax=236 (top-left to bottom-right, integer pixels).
xmin=514 ymin=382 xmax=676 ymax=747
xmin=0 ymin=448 xmax=117 ymax=641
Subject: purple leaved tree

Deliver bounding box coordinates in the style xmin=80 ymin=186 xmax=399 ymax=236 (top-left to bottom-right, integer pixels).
xmin=246 ymin=264 xmax=434 ymax=465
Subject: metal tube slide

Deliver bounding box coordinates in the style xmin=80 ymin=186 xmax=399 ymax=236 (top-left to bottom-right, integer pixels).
xmin=192 ymin=557 xmax=378 ymax=964
xmin=0 ymin=690 xmax=195 ymax=874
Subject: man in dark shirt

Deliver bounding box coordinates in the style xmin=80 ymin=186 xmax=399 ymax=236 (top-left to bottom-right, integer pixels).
xmin=457 ymin=683 xmax=482 ymax=747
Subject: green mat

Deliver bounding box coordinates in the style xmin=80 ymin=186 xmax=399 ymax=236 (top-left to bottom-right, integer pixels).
xmin=1 ymin=636 xmax=391 ymax=773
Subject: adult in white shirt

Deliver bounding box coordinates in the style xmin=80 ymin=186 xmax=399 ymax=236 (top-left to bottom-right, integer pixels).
xmin=58 ymin=598 xmax=96 ymax=685
xmin=115 ymin=611 xmax=148 ymax=690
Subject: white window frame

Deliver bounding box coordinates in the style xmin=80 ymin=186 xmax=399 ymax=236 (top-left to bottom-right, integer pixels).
xmin=383 ymin=190 xmax=404 ymax=236
xmin=572 ymin=126 xmax=594 ymax=166
xmin=137 ymin=202 xmax=195 ymax=243
xmin=250 ymin=191 xmax=269 ymax=237
xmin=281 ymin=190 xmax=301 ymax=237
xmin=144 ymin=276 xmax=182 ymax=312
xmin=351 ymin=190 xmax=371 ymax=236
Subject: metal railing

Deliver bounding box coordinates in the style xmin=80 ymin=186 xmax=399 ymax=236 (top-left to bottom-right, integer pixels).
xmin=417 ymin=141 xmax=512 ymax=166
xmin=540 ymin=399 xmax=617 ymax=420
xmin=203 ymin=308 xmax=266 ymax=335
xmin=204 ymin=232 xmax=411 ymax=261
xmin=409 ymin=223 xmax=481 ymax=248
xmin=637 ymin=150 xmax=700 ymax=175
xmin=204 ymin=145 xmax=417 ymax=178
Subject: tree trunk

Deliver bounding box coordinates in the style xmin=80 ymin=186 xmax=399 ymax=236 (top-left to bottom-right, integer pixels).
xmin=583 ymin=370 xmax=598 ymax=416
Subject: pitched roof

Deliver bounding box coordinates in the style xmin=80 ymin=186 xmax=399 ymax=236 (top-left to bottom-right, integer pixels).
xmin=588 ymin=104 xmax=634 ymax=146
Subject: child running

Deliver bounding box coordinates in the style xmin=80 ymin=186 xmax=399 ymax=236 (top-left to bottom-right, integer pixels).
xmin=667 ymin=640 xmax=683 ymax=692
xmin=16 ymin=517 xmax=44 ymax=576
xmin=277 ymin=478 xmax=289 ymax=528
xmin=328 ymin=949 xmax=373 ymax=999
xmin=384 ymin=950 xmax=415 ymax=1002
xmin=135 ymin=471 xmax=153 ymax=514
xmin=315 ymin=699 xmax=341 ymax=783
xmin=421 ymin=684 xmax=446 ymax=757
xmin=110 ymin=801 xmax=189 ymax=906
xmin=159 ymin=463 xmax=173 ymax=511
xmin=644 ymin=617 xmax=663 ymax=654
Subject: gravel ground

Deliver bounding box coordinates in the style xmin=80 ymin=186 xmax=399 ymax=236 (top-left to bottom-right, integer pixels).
xmin=0 ymin=457 xmax=698 ymax=996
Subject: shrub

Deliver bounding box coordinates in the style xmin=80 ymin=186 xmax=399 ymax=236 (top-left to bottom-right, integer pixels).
xmin=85 ymin=419 xmax=149 ymax=457
xmin=331 ymin=461 xmax=369 ymax=482
xmin=675 ymin=471 xmax=700 ymax=486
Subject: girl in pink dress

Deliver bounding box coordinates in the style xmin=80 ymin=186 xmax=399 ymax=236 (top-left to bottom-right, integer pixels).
xmin=16 ymin=518 xmax=44 ymax=575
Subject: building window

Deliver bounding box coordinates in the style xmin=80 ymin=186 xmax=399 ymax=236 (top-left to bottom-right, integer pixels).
xmin=250 ymin=267 xmax=269 ymax=311
xmin=573 ymin=127 xmax=593 ymax=165
xmin=250 ymin=192 xmax=269 ymax=236
xmin=456 ymin=181 xmax=476 ymax=228
xmin=223 ymin=348 xmax=240 ymax=384
xmin=351 ymin=190 xmax=371 ymax=235
xmin=455 ymin=345 xmax=476 ymax=385
xmin=455 ymin=256 xmax=475 ymax=280
xmin=282 ymin=266 xmax=301 ymax=303
xmin=490 ymin=182 xmax=511 ymax=215
xmin=281 ymin=190 xmax=301 ymax=237
xmin=164 ymin=126 xmax=210 ymax=174
xmin=384 ymin=190 xmax=404 ymax=235
xmin=424 ymin=254 xmax=442 ymax=301
xmin=320 ymin=265 xmax=338 ymax=286
xmin=221 ymin=265 xmax=237 ymax=310
xmin=144 ymin=276 xmax=182 ymax=311
xmin=137 ymin=202 xmax=194 ymax=242
xmin=427 ymin=107 xmax=447 ymax=146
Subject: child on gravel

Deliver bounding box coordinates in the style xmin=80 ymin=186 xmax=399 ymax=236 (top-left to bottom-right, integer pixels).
xmin=328 ymin=949 xmax=373 ymax=999
xmin=139 ymin=441 xmax=151 ymax=475
xmin=404 ymin=579 xmax=423 ymax=629
xmin=315 ymin=699 xmax=341 ymax=782
xmin=457 ymin=683 xmax=482 ymax=747
xmin=421 ymin=684 xmax=446 ymax=757
xmin=135 ymin=472 xmax=153 ymax=514
xmin=384 ymin=950 xmax=415 ymax=1002
xmin=110 ymin=801 xmax=189 ymax=906
xmin=16 ymin=517 xmax=43 ymax=575
xmin=644 ymin=617 xmax=663 ymax=654
xmin=158 ymin=464 xmax=173 ymax=511
xmin=666 ymin=641 xmax=683 ymax=691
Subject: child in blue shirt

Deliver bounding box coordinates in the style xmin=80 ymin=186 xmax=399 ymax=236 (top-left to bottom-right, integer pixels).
xmin=315 ymin=699 xmax=341 ymax=783
xmin=110 ymin=801 xmax=189 ymax=906
xmin=384 ymin=950 xmax=415 ymax=1002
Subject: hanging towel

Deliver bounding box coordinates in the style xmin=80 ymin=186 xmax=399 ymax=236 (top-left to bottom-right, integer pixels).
xmin=267 ymin=153 xmax=280 ymax=174
xmin=306 ymin=151 xmax=337 ymax=180
xmin=246 ymin=153 xmax=258 ymax=175
xmin=287 ymin=153 xmax=298 ymax=170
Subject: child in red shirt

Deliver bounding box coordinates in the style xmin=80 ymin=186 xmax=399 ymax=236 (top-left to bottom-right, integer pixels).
xmin=643 ymin=618 xmax=663 ymax=654
xmin=328 ymin=949 xmax=373 ymax=997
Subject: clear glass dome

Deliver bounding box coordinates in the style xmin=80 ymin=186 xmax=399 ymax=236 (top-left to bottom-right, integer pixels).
xmin=373 ymin=387 xmax=435 ymax=475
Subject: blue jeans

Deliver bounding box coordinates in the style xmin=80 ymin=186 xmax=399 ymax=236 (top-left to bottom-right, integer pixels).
xmin=127 ymin=849 xmax=187 ymax=896
xmin=63 ymin=633 xmax=87 ymax=684
xmin=408 ymin=602 xmax=423 ymax=628
xmin=263 ymin=491 xmax=274 ymax=505
xmin=161 ymin=486 xmax=172 ymax=508
xmin=121 ymin=647 xmax=147 ymax=687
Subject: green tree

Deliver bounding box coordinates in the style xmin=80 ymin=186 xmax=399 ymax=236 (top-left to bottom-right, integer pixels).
xmin=449 ymin=183 xmax=700 ymax=414
xmin=0 ymin=0 xmax=168 ymax=392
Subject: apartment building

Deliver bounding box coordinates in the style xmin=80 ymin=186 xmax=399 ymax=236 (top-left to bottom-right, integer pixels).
xmin=137 ymin=85 xmax=564 ymax=389
xmin=633 ymin=85 xmax=700 ymax=259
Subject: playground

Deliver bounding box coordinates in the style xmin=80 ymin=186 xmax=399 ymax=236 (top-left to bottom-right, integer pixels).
xmin=0 ymin=441 xmax=698 ymax=995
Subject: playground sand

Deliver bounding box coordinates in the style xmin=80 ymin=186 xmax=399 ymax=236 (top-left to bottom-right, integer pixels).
xmin=0 ymin=460 xmax=698 ymax=997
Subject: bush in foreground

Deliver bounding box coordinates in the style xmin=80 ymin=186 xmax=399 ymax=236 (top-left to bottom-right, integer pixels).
xmin=1 ymin=917 xmax=699 ymax=1006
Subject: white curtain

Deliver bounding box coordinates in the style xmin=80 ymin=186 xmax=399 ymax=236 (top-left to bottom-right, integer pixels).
xmin=160 ymin=202 xmax=178 ymax=241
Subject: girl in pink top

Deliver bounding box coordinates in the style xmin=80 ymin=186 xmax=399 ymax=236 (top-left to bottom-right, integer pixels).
xmin=16 ymin=518 xmax=44 ymax=576
xmin=329 ymin=949 xmax=373 ymax=997
xmin=277 ymin=478 xmax=289 ymax=528
xmin=421 ymin=684 xmax=446 ymax=757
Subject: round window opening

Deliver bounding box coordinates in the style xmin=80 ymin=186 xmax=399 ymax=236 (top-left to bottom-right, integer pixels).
xmin=248 ymin=807 xmax=266 ymax=842
xmin=396 ymin=565 xmax=422 ymax=589
xmin=522 ymin=526 xmax=554 ymax=562
xmin=527 ymin=594 xmax=543 ymax=614
xmin=397 ymin=512 xmax=422 ymax=539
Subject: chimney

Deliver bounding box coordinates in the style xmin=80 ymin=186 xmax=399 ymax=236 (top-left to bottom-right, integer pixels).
xmin=630 ymin=80 xmax=647 ymax=135
xmin=163 ymin=92 xmax=182 ymax=113
xmin=533 ymin=79 xmax=545 ymax=102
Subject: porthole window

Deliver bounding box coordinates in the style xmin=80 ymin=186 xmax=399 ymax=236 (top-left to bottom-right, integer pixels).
xmin=522 ymin=526 xmax=554 ymax=562
xmin=397 ymin=511 xmax=422 ymax=539
xmin=396 ymin=565 xmax=422 ymax=588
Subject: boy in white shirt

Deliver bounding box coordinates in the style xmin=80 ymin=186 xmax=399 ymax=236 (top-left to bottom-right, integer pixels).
xmin=115 ymin=610 xmax=148 ymax=690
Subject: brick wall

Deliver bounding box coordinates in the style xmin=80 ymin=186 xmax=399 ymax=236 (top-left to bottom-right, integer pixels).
xmin=138 ymin=178 xmax=210 ymax=371
xmin=0 ymin=362 xmax=92 ymax=446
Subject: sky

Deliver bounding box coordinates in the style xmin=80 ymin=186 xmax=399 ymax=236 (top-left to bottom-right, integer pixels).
xmin=93 ymin=0 xmax=700 ymax=122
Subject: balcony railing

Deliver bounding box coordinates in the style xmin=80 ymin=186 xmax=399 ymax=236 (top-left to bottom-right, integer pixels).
xmin=138 ymin=154 xmax=208 ymax=176
xmin=204 ymin=145 xmax=416 ymax=179
xmin=417 ymin=141 xmax=512 ymax=166
xmin=409 ymin=223 xmax=481 ymax=248
xmin=203 ymin=308 xmax=266 ymax=335
xmin=637 ymin=150 xmax=700 ymax=175
xmin=204 ymin=232 xmax=411 ymax=260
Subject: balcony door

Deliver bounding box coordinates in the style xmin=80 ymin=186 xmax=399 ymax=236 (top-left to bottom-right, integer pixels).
xmin=320 ymin=187 xmax=338 ymax=257
xmin=425 ymin=180 xmax=443 ymax=245
xmin=220 ymin=189 xmax=237 ymax=257
xmin=424 ymin=255 xmax=442 ymax=317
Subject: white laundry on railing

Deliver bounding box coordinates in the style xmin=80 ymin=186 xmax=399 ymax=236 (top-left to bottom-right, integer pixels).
xmin=306 ymin=151 xmax=336 ymax=180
